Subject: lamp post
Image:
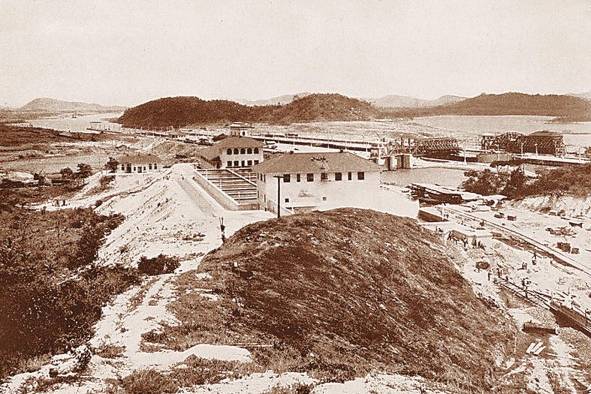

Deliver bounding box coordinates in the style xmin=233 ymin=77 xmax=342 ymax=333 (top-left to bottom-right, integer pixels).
xmin=273 ymin=175 xmax=282 ymax=218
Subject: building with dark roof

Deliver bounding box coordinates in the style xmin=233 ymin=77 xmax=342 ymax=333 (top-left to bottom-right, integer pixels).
xmin=253 ymin=152 xmax=381 ymax=213
xmin=198 ymin=136 xmax=264 ymax=169
xmin=117 ymin=153 xmax=162 ymax=173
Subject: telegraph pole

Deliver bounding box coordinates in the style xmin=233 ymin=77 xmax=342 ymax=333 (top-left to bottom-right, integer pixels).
xmin=273 ymin=175 xmax=282 ymax=218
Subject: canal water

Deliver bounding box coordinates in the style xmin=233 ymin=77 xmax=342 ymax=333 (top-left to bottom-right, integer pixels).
xmin=381 ymin=167 xmax=467 ymax=188
xmin=26 ymin=112 xmax=123 ymax=133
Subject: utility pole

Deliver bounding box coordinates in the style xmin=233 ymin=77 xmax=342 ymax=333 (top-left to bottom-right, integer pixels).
xmin=273 ymin=175 xmax=282 ymax=218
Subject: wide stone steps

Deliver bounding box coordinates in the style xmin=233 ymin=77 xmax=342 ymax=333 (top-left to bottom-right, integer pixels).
xmin=196 ymin=168 xmax=258 ymax=209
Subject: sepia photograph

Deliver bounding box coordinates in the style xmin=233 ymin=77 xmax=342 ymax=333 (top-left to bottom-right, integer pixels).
xmin=1 ymin=0 xmax=591 ymax=392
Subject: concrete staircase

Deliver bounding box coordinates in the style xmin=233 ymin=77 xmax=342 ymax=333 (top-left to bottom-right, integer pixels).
xmin=195 ymin=168 xmax=259 ymax=210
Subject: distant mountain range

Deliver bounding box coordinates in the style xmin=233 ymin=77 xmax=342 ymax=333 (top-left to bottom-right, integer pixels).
xmin=116 ymin=91 xmax=591 ymax=129
xmin=19 ymin=98 xmax=126 ymax=113
xmin=571 ymin=91 xmax=591 ymax=101
xmin=367 ymin=94 xmax=466 ymax=109
xmin=237 ymin=92 xmax=312 ymax=106
xmin=236 ymin=93 xmax=465 ymax=109
xmin=385 ymin=92 xmax=591 ymax=122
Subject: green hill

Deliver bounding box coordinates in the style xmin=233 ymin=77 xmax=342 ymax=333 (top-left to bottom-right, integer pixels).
xmin=385 ymin=92 xmax=591 ymax=121
xmin=117 ymin=94 xmax=377 ymax=128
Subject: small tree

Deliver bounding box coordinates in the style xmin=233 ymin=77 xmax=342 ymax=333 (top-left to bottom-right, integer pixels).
xmin=137 ymin=255 xmax=179 ymax=276
xmin=60 ymin=167 xmax=74 ymax=179
xmin=104 ymin=157 xmax=119 ymax=173
xmin=76 ymin=163 xmax=92 ymax=179
xmin=502 ymin=167 xmax=528 ymax=198
xmin=462 ymin=169 xmax=505 ymax=196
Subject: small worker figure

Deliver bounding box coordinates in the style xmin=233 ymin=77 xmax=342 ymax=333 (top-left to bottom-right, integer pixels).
xmin=487 ymin=271 xmax=492 ymax=281
xmin=220 ymin=217 xmax=226 ymax=243
xmin=522 ymin=261 xmax=527 ymax=270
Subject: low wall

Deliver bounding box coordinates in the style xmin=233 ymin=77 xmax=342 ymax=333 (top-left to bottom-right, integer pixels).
xmin=477 ymin=153 xmax=513 ymax=163
xmin=192 ymin=172 xmax=239 ymax=211
xmin=263 ymin=198 xmax=295 ymax=216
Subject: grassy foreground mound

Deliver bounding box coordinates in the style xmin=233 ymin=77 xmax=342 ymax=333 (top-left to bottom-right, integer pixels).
xmin=170 ymin=209 xmax=514 ymax=391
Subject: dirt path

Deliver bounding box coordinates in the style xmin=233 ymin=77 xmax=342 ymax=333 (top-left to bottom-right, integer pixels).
xmin=2 ymin=164 xmax=273 ymax=393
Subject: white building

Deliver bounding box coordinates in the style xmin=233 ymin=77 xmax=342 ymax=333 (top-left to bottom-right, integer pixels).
xmin=227 ymin=122 xmax=254 ymax=137
xmin=117 ymin=154 xmax=162 ymax=174
xmin=198 ymin=136 xmax=263 ymax=169
xmin=253 ymin=151 xmax=382 ymax=213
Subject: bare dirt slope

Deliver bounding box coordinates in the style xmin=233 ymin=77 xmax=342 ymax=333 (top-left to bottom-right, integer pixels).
xmin=190 ymin=208 xmax=515 ymax=391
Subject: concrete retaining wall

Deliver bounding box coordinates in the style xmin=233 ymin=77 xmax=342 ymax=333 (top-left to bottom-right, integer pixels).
xmin=192 ymin=172 xmax=240 ymax=211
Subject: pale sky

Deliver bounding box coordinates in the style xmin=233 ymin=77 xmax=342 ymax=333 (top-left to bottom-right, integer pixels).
xmin=1 ymin=0 xmax=591 ymax=107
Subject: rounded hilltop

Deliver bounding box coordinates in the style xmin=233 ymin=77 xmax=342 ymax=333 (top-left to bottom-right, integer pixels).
xmin=182 ymin=208 xmax=515 ymax=391
xmin=117 ymin=93 xmax=378 ymax=128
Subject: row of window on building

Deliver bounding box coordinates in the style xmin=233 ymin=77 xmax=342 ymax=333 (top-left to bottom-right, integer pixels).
xmin=226 ymin=148 xmax=259 ymax=155
xmin=258 ymin=171 xmax=365 ymax=183
xmin=120 ymin=163 xmax=158 ymax=171
xmin=227 ymin=160 xmax=260 ymax=168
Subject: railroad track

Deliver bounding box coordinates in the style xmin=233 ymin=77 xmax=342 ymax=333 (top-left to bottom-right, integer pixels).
xmin=496 ymin=279 xmax=551 ymax=309
xmin=443 ymin=206 xmax=591 ymax=277
xmin=497 ymin=279 xmax=591 ymax=337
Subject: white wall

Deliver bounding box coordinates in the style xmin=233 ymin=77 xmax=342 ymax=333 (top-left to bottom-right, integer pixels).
xmin=220 ymin=147 xmax=263 ymax=168
xmin=256 ymin=170 xmax=380 ymax=211
xmin=118 ymin=163 xmax=161 ymax=173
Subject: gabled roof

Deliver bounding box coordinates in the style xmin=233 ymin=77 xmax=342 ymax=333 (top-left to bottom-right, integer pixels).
xmin=214 ymin=136 xmax=263 ymax=149
xmin=253 ymin=152 xmax=381 ymax=174
xmin=118 ymin=153 xmax=161 ymax=164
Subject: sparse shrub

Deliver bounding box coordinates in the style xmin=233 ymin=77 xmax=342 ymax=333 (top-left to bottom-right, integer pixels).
xmin=117 ymin=369 xmax=179 ymax=394
xmin=464 ymin=164 xmax=591 ymax=199
xmin=99 ymin=175 xmax=115 ymax=188
xmin=462 ymin=169 xmax=507 ymax=196
xmin=265 ymin=384 xmax=314 ymax=394
xmin=107 ymin=357 xmax=261 ymax=392
xmin=104 ymin=158 xmax=119 ymax=173
xmin=76 ymin=163 xmax=92 ymax=179
xmin=94 ymin=344 xmax=125 ymax=359
xmin=60 ymin=167 xmax=74 ymax=179
xmin=137 ymin=254 xmax=180 ymax=276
